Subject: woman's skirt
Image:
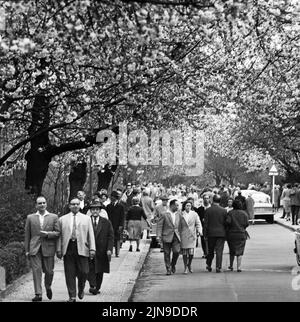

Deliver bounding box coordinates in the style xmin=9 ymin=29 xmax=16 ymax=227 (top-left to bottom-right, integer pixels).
xmin=127 ymin=220 xmax=142 ymax=240
xmin=181 ymin=248 xmax=194 ymax=256
xmin=283 ymin=199 xmax=291 ymax=214
xmin=227 ymin=234 xmax=246 ymax=256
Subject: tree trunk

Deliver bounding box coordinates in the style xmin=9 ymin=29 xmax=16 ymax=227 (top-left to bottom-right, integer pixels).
xmin=215 ymin=173 xmax=222 ymax=186
xmin=68 ymin=161 xmax=87 ymax=201
xmin=25 ymin=88 xmax=51 ymax=195
xmin=25 ymin=149 xmax=51 ymax=195
xmin=97 ymin=164 xmax=118 ymax=191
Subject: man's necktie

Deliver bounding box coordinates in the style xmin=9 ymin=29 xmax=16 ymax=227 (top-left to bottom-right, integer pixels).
xmin=93 ymin=216 xmax=97 ymax=230
xmin=71 ymin=214 xmax=77 ymax=241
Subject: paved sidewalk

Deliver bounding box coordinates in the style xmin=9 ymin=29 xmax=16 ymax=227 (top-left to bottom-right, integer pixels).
xmin=1 ymin=238 xmax=150 ymax=302
xmin=274 ymin=209 xmax=300 ymax=232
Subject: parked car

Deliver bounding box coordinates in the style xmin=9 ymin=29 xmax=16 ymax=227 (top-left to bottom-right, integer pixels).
xmin=234 ymin=190 xmax=274 ymax=224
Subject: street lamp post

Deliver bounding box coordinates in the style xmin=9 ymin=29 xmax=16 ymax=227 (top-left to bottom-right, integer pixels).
xmin=269 ymin=164 xmax=278 ymax=209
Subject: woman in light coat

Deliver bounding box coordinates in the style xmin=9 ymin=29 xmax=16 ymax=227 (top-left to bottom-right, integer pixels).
xmin=179 ymin=201 xmax=202 ymax=274
xmin=281 ymin=183 xmax=292 ymax=221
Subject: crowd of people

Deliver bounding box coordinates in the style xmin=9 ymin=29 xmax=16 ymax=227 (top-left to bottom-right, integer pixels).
xmin=24 ymin=179 xmax=300 ymax=302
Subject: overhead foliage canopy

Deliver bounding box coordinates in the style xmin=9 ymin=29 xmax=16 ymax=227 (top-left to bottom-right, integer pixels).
xmin=0 ymin=0 xmax=298 ymax=180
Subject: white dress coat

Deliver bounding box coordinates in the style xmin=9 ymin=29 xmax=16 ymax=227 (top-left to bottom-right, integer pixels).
xmin=179 ymin=210 xmax=202 ymax=249
xmin=57 ymin=212 xmax=96 ymax=257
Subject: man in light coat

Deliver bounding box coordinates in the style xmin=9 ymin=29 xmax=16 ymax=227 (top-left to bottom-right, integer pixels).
xmin=157 ymin=199 xmax=182 ymax=275
xmin=246 ymin=194 xmax=255 ymax=224
xmin=25 ymin=196 xmax=60 ymax=302
xmin=57 ymin=198 xmax=96 ymax=302
xmin=141 ymin=188 xmax=155 ymax=239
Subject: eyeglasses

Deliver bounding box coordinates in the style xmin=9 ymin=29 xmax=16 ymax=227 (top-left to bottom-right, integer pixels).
xmin=70 ymin=203 xmax=80 ymax=205
xmin=37 ymin=202 xmax=46 ymax=204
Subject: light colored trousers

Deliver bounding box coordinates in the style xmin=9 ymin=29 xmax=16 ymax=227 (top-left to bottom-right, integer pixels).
xmin=30 ymin=249 xmax=55 ymax=296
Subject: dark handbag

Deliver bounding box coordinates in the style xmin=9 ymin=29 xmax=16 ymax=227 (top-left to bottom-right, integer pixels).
xmin=245 ymin=230 xmax=250 ymax=240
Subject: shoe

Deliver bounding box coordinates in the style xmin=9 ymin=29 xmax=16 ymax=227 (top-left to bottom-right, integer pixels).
xmin=206 ymin=266 xmax=212 ymax=272
xmin=166 ymin=270 xmax=172 ymax=275
xmin=89 ymin=287 xmax=96 ymax=294
xmin=184 ymin=267 xmax=188 ymax=274
xmin=171 ymin=266 xmax=176 ymax=274
xmin=160 ymin=248 xmax=164 ymax=253
xmin=46 ymin=288 xmax=52 ymax=300
xmin=32 ymin=295 xmax=42 ymax=302
xmin=202 ymin=255 xmax=206 ymax=258
xmin=237 ymin=269 xmax=242 ymax=272
xmin=228 ymin=266 xmax=233 ymax=271
xmin=116 ymin=254 xmax=119 ymax=257
xmin=129 ymin=245 xmax=133 ymax=252
xmin=78 ymin=289 xmax=84 ymax=300
xmin=188 ymin=265 xmax=193 ymax=273
xmin=90 ymin=288 xmax=100 ymax=295
xmin=136 ymin=248 xmax=140 ymax=252
xmin=216 ymin=268 xmax=222 ymax=273
xmin=67 ymin=298 xmax=76 ymax=302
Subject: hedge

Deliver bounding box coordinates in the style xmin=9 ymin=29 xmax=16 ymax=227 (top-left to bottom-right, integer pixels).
xmin=0 ymin=241 xmax=30 ymax=285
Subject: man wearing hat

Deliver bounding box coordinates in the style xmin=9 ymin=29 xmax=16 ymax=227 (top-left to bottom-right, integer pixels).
xmin=154 ymin=195 xmax=169 ymax=252
xmin=88 ymin=201 xmax=114 ymax=295
xmin=106 ymin=191 xmax=125 ymax=257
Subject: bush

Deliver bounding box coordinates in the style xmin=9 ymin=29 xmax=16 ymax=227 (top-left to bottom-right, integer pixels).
xmin=0 ymin=169 xmax=35 ymax=247
xmin=0 ymin=241 xmax=30 ymax=285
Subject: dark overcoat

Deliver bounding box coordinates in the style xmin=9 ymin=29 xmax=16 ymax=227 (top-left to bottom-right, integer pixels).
xmin=93 ymin=216 xmax=114 ymax=273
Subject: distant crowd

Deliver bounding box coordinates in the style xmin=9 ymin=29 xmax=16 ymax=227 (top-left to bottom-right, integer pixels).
xmin=24 ymin=179 xmax=300 ymax=302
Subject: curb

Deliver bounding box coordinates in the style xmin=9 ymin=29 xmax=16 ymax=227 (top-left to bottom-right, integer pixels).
xmin=121 ymin=239 xmax=151 ymax=302
xmin=0 ymin=269 xmax=32 ymax=301
xmin=126 ymin=242 xmax=151 ymax=303
xmin=275 ymin=219 xmax=298 ymax=233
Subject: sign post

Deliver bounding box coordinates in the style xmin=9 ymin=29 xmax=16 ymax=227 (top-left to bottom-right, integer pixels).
xmin=269 ymin=164 xmax=278 ymax=208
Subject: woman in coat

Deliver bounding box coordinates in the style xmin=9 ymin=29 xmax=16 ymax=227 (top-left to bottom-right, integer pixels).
xmin=281 ymin=183 xmax=292 ymax=221
xmin=126 ymin=196 xmax=150 ymax=252
xmin=88 ymin=202 xmax=114 ymax=295
xmin=226 ymin=200 xmax=249 ymax=272
xmin=179 ymin=201 xmax=202 ymax=274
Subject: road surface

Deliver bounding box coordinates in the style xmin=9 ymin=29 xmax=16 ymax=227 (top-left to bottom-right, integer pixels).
xmin=131 ymin=222 xmax=300 ymax=302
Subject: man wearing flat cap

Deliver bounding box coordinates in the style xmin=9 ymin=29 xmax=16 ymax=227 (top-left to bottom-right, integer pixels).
xmin=106 ymin=191 xmax=125 ymax=257
xmin=88 ymin=201 xmax=114 ymax=295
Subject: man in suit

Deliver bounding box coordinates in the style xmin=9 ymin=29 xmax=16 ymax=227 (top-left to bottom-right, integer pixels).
xmin=204 ymin=194 xmax=227 ymax=273
xmin=154 ymin=195 xmax=169 ymax=252
xmin=57 ymin=198 xmax=96 ymax=302
xmin=24 ymin=196 xmax=60 ymax=302
xmin=235 ymin=191 xmax=247 ymax=211
xmin=77 ymin=190 xmax=90 ymax=214
xmin=157 ymin=199 xmax=182 ymax=275
xmin=88 ymin=201 xmax=114 ymax=295
xmin=107 ymin=191 xmax=125 ymax=257
xmin=195 ymin=194 xmax=211 ymax=258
